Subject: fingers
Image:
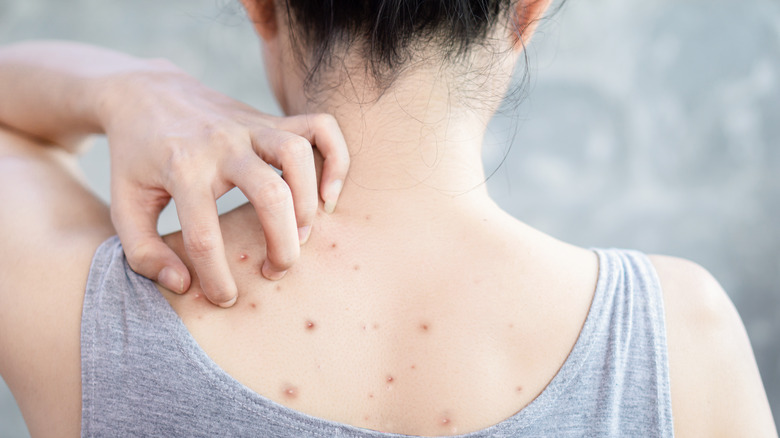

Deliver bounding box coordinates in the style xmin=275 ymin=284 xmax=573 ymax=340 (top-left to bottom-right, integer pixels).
xmin=172 ymin=182 xmax=237 ymax=308
xmin=111 ymin=187 xmax=192 ymax=294
xmin=278 ymin=114 xmax=350 ymax=213
xmin=250 ymin=130 xmax=317 ymax=243
xmin=229 ymin=154 xmax=300 ymax=280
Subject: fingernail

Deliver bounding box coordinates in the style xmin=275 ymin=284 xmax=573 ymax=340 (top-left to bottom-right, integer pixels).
xmin=262 ymin=261 xmax=287 ymax=281
xmin=218 ymin=295 xmax=237 ymax=308
xmin=324 ymin=179 xmax=343 ymax=214
xmin=159 ymin=267 xmax=184 ymax=293
xmin=298 ymin=225 xmax=312 ymax=244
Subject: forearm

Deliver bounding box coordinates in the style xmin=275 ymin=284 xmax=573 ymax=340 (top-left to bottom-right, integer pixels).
xmin=0 ymin=40 xmax=171 ymax=150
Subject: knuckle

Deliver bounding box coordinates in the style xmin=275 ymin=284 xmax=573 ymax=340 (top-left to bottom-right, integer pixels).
xmin=206 ymin=125 xmax=247 ymax=155
xmin=277 ymin=136 xmax=313 ymax=165
xmin=257 ymin=180 xmax=292 ymax=208
xmin=165 ymin=142 xmax=197 ymax=182
xmin=182 ymin=230 xmax=220 ymax=260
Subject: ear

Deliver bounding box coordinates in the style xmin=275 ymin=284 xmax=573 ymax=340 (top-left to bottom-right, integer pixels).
xmin=240 ymin=0 xmax=278 ymax=41
xmin=512 ymin=0 xmax=553 ymax=51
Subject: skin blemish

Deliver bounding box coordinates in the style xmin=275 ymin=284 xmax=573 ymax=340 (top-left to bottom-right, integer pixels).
xmin=281 ymin=384 xmax=299 ymax=399
xmin=275 ymin=285 xmax=282 ymax=292
xmin=331 ymin=242 xmax=337 ymax=249
xmin=305 ymin=320 xmax=316 ymax=330
xmin=508 ymin=323 xmax=515 ymax=329
xmin=238 ymin=253 xmax=249 ymax=262
xmin=362 ymin=324 xmax=367 ymax=331
xmin=386 ymin=375 xmax=394 ymax=383
xmin=410 ymin=364 xmax=416 ymax=370
xmin=372 ymin=323 xmax=380 ymax=330
xmin=193 ymin=293 xmax=201 ymax=299
xmin=516 ymin=386 xmax=523 ymax=393
xmin=365 ymin=214 xmax=371 ymax=221
xmin=353 ymin=264 xmax=360 ymax=271
xmin=250 ymin=302 xmax=257 ymax=309
xmin=368 ymin=393 xmax=374 ymax=399
xmin=420 ymin=323 xmax=430 ymax=332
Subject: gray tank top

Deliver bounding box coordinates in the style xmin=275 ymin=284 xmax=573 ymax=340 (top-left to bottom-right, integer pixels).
xmin=81 ymin=236 xmax=674 ymax=437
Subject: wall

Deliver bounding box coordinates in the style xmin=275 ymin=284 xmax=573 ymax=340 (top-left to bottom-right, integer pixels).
xmin=1 ymin=0 xmax=778 ymax=435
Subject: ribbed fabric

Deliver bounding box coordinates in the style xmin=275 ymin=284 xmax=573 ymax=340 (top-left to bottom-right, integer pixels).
xmin=81 ymin=236 xmax=674 ymax=437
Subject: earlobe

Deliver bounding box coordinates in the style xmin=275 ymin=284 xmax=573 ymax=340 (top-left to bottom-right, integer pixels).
xmin=240 ymin=0 xmax=278 ymax=41
xmin=512 ymin=0 xmax=553 ymax=51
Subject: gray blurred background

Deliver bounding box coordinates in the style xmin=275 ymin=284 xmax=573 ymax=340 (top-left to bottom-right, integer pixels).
xmin=1 ymin=0 xmax=778 ymax=435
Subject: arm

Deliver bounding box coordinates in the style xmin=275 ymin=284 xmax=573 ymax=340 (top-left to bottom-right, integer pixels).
xmin=0 ymin=41 xmax=350 ymax=306
xmin=650 ymin=255 xmax=777 ymax=437
xmin=0 ymin=127 xmax=112 ymax=437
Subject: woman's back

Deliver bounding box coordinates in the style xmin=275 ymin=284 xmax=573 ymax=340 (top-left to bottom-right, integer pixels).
xmin=81 ymin=198 xmax=678 ymax=436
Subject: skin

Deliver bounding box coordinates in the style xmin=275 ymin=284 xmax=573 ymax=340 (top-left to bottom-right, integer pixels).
xmin=0 ymin=0 xmax=776 ymax=437
xmin=0 ymin=41 xmax=350 ymax=307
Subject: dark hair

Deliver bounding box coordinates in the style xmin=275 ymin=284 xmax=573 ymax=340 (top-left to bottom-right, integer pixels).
xmin=281 ymin=0 xmax=519 ymax=91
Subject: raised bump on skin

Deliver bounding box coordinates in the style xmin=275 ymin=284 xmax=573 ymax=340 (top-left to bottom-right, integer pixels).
xmin=281 ymin=384 xmax=299 ymax=399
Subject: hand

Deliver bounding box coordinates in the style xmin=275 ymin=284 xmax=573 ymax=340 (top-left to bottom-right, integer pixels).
xmin=97 ymin=63 xmax=349 ymax=307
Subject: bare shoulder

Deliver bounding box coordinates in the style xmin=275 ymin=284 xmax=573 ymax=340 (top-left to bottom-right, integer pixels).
xmin=648 ymin=255 xmax=777 ymax=437
xmin=0 ymin=126 xmax=113 ymax=437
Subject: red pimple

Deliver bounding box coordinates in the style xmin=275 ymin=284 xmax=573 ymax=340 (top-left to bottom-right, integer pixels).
xmin=305 ymin=320 xmax=316 ymax=330
xmin=420 ymin=323 xmax=429 ymax=331
xmin=410 ymin=364 xmax=416 ymax=370
xmin=239 ymin=253 xmax=249 ymax=261
xmin=386 ymin=375 xmax=394 ymax=383
xmin=250 ymin=302 xmax=257 ymax=309
xmin=282 ymin=384 xmax=298 ymax=399
xmin=331 ymin=242 xmax=337 ymax=249
xmin=365 ymin=214 xmax=371 ymax=220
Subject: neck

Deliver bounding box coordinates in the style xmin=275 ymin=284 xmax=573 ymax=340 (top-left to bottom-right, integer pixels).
xmin=292 ymin=71 xmax=499 ymax=214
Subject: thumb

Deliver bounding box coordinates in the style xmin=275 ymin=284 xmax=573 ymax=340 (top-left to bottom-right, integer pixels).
xmin=111 ymin=193 xmax=192 ymax=294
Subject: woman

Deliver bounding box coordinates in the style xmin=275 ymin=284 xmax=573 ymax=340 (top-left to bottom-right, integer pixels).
xmin=0 ymin=0 xmax=776 ymax=436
